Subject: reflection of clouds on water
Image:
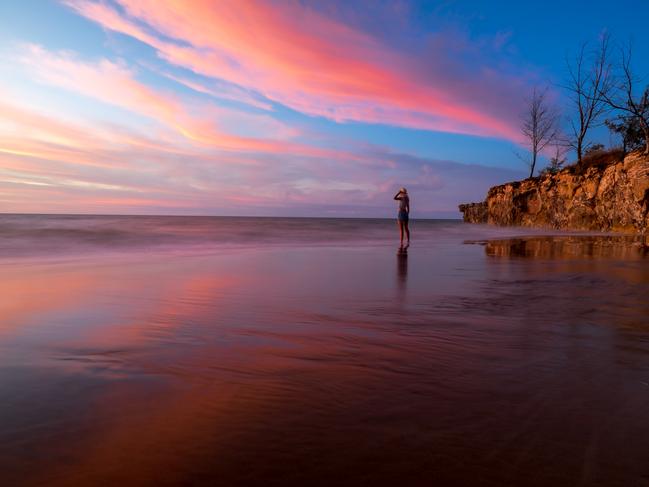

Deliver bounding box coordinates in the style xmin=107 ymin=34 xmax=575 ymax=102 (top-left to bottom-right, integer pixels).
xmin=1 ymin=231 xmax=649 ymax=486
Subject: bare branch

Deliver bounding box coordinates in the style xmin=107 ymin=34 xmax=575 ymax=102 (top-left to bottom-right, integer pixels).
xmin=565 ymin=33 xmax=614 ymax=164
xmin=520 ymin=87 xmax=560 ymax=178
xmin=599 ymin=41 xmax=649 ymax=154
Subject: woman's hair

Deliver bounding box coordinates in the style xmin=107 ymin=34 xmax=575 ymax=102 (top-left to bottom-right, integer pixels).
xmin=400 ymin=187 xmax=408 ymax=194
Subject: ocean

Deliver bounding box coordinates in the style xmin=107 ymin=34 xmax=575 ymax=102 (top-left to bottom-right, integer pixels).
xmin=1 ymin=214 xmax=649 ymax=486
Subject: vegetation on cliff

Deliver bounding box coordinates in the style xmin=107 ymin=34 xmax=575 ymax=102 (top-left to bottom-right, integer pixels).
xmin=518 ymin=34 xmax=649 ymax=180
xmin=462 ymin=34 xmax=649 ymax=233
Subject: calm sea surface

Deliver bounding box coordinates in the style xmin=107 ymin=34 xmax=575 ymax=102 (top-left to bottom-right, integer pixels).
xmin=1 ymin=215 xmax=649 ymax=486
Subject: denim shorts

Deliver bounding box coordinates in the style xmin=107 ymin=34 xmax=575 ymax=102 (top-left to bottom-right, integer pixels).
xmin=397 ymin=210 xmax=409 ymax=222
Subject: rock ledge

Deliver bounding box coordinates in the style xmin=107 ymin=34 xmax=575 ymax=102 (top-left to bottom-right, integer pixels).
xmin=459 ymin=152 xmax=649 ymax=233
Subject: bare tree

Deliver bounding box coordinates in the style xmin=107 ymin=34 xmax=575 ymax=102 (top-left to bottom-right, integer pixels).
xmin=565 ymin=33 xmax=614 ymax=165
xmin=599 ymin=43 xmax=649 ymax=155
xmin=521 ymin=87 xmax=559 ymax=178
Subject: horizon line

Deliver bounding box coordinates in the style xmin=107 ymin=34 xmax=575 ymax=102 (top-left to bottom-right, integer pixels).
xmin=0 ymin=212 xmax=463 ymax=221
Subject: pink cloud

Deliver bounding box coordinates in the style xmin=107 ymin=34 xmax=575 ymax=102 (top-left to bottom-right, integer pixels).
xmin=0 ymin=91 xmax=373 ymax=214
xmin=1 ymin=5 xmax=533 ymax=218
xmin=2 ymin=86 xmax=516 ymax=217
xmin=18 ymin=44 xmax=181 ymax=123
xmin=65 ymin=0 xmax=526 ymax=141
xmin=147 ymin=67 xmax=273 ymax=112
xmin=12 ymin=44 xmax=361 ymax=160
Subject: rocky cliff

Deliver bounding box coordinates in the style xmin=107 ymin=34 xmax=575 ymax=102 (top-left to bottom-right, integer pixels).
xmin=459 ymin=151 xmax=649 ymax=233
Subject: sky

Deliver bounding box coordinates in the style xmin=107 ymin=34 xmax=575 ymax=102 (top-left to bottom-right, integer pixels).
xmin=1 ymin=0 xmax=648 ymax=218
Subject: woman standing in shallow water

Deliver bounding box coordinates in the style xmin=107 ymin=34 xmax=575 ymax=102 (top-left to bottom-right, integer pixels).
xmin=394 ymin=187 xmax=410 ymax=244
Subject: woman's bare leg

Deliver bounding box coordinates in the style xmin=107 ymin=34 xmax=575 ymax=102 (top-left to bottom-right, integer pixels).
xmin=398 ymin=221 xmax=404 ymax=243
xmin=404 ymin=221 xmax=410 ymax=242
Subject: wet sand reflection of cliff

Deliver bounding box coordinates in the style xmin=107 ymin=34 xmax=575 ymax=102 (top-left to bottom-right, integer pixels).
xmin=482 ymin=236 xmax=649 ymax=260
xmin=474 ymin=235 xmax=649 ymax=331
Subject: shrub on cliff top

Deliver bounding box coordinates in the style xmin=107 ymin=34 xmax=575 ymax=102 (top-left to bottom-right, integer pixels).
xmin=565 ymin=147 xmax=625 ymax=174
xmin=606 ymin=115 xmax=646 ymax=153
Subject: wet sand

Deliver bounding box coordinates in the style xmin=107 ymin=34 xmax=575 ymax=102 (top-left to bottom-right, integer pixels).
xmin=1 ymin=217 xmax=649 ymax=486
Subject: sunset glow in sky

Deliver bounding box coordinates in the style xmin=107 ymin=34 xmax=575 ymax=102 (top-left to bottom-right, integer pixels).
xmin=1 ymin=1 xmax=648 ymax=217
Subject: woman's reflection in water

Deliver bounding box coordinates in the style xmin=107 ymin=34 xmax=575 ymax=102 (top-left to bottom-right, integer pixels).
xmin=396 ymin=243 xmax=409 ymax=301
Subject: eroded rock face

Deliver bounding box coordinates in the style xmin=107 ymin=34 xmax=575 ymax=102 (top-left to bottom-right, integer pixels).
xmin=459 ymin=152 xmax=649 ymax=233
xmin=458 ymin=202 xmax=487 ymax=223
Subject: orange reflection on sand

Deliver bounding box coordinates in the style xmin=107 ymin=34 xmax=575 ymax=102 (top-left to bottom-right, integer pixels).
xmin=0 ymin=264 xmax=99 ymax=335
xmin=82 ymin=273 xmax=241 ymax=351
xmin=485 ymin=236 xmax=648 ymax=260
xmin=26 ymin=325 xmax=381 ymax=486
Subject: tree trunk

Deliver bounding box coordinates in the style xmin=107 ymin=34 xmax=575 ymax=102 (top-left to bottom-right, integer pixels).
xmin=577 ymin=139 xmax=583 ymax=166
xmin=641 ymin=120 xmax=649 ymax=155
xmin=529 ymin=152 xmax=537 ymax=178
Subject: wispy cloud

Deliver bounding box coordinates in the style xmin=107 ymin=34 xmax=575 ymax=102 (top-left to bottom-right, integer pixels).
xmin=0 ymin=94 xmax=523 ymax=216
xmin=0 ymin=1 xmax=536 ymax=216
xmin=64 ymin=0 xmax=529 ymax=141
xmin=10 ymin=44 xmax=343 ymax=158
xmin=154 ymin=70 xmax=274 ymax=112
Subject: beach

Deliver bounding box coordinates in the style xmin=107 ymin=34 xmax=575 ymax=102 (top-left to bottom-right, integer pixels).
xmin=1 ymin=215 xmax=649 ymax=486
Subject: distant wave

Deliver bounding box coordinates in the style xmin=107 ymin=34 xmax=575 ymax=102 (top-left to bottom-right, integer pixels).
xmin=0 ymin=215 xmax=425 ymax=258
xmin=0 ymin=214 xmax=620 ymax=260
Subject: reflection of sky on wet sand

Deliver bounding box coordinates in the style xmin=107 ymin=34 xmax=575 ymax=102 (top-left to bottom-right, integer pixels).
xmin=1 ymin=237 xmax=649 ymax=485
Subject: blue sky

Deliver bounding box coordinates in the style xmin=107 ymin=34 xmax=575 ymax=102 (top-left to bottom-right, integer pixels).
xmin=0 ymin=0 xmax=647 ymax=217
